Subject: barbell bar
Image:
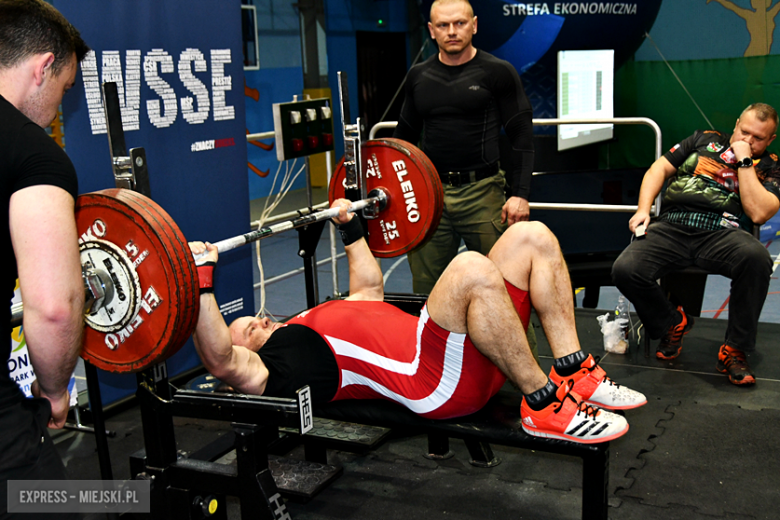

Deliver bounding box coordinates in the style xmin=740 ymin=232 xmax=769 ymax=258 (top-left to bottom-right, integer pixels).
xmin=192 ymin=188 xmax=388 ymax=263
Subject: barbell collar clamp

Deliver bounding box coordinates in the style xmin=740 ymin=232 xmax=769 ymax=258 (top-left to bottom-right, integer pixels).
xmin=362 ymin=188 xmax=388 ymax=219
xmin=82 ymin=263 xmax=110 ymax=315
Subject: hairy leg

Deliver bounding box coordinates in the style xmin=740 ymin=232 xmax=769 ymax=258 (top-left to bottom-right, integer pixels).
xmin=426 ymin=252 xmax=548 ymax=394
xmin=487 ymin=222 xmax=580 ymax=359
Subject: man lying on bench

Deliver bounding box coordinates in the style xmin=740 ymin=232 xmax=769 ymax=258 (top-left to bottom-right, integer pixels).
xmin=189 ymin=199 xmax=646 ymax=445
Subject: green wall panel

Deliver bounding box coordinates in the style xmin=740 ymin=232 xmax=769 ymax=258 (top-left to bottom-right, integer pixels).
xmin=602 ymin=55 xmax=780 ymax=169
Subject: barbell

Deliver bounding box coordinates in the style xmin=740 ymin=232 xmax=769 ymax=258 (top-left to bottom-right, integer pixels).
xmin=10 ymin=139 xmax=443 ymax=373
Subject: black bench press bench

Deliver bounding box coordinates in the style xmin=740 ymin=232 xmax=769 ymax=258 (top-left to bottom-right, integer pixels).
xmin=177 ymin=374 xmax=610 ymax=520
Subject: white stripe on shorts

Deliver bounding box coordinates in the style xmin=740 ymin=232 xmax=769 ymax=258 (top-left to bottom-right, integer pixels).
xmin=330 ymin=306 xmax=466 ymax=414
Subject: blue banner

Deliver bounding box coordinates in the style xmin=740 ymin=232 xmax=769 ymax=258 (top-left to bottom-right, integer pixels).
xmin=53 ymin=0 xmax=254 ymax=404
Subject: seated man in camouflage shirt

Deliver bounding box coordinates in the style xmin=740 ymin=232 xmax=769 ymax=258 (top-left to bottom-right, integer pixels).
xmin=612 ymin=103 xmax=780 ymax=385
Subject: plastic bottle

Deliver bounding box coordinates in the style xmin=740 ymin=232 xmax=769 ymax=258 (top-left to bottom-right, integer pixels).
xmin=615 ymin=295 xmax=630 ymax=343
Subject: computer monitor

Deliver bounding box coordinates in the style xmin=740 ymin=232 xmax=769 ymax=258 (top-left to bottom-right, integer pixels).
xmin=557 ymin=49 xmax=614 ymax=151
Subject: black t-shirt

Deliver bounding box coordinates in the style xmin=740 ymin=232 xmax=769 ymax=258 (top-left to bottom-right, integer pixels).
xmin=1 ymin=94 xmax=79 ymax=375
xmin=256 ymin=324 xmax=339 ymax=404
xmin=393 ymin=50 xmax=534 ymax=199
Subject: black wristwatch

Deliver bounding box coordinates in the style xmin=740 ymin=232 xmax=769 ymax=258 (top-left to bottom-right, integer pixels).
xmin=735 ymin=157 xmax=754 ymax=168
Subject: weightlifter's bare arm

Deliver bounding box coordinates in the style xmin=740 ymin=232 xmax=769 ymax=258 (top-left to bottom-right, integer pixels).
xmin=330 ymin=199 xmax=384 ymax=302
xmin=189 ymin=241 xmax=269 ymax=395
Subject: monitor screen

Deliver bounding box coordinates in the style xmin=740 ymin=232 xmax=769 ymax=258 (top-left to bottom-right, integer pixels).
xmin=557 ymin=50 xmax=614 ymax=151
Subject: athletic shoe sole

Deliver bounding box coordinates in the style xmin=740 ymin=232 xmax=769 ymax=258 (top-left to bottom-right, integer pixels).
xmin=656 ymin=348 xmax=682 ymax=360
xmin=522 ymin=422 xmax=629 ymax=444
xmin=716 ymin=361 xmax=756 ymax=385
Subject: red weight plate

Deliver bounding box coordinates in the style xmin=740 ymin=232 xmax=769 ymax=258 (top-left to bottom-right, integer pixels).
xmin=112 ymin=189 xmax=199 ymax=366
xmin=383 ymin=138 xmax=443 ymax=244
xmin=115 ymin=192 xmax=198 ymax=343
xmin=75 ymin=189 xmax=196 ymax=373
xmin=137 ymin=206 xmax=198 ymax=365
xmin=329 ymin=139 xmax=444 ymax=257
xmin=107 ymin=188 xmax=199 ymax=369
xmin=362 ymin=138 xmax=442 ymax=255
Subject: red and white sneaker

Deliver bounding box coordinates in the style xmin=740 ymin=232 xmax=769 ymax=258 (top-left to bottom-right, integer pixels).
xmin=550 ymin=354 xmax=647 ymax=410
xmin=520 ymin=380 xmax=629 ymax=444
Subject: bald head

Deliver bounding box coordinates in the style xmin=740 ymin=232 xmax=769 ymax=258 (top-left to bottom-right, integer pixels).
xmin=430 ymin=0 xmax=474 ymax=21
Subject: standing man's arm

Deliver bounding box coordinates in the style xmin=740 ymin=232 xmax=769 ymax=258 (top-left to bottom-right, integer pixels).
xmin=501 ymin=109 xmax=534 ymax=224
xmin=393 ymin=73 xmax=424 ymax=145
xmin=629 ymin=156 xmax=678 ymax=232
xmin=10 ymin=185 xmax=84 ymax=429
xmin=496 ymin=63 xmax=534 ymax=225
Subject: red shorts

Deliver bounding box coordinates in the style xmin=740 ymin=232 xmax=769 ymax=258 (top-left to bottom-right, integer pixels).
xmin=327 ymin=280 xmax=532 ymax=419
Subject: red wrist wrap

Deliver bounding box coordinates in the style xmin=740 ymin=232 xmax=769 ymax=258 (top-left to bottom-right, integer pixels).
xmin=197 ymin=262 xmax=216 ymax=293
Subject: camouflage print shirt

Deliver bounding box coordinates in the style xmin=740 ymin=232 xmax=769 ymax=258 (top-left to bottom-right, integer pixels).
xmin=661 ymin=129 xmax=780 ymax=231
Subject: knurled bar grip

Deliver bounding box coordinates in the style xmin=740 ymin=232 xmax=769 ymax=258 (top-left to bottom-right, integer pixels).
xmin=193 ymin=197 xmax=378 ymax=262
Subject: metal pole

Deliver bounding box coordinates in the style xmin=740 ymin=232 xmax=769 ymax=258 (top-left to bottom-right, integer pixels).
xmin=326 ymin=150 xmax=340 ymax=297
xmin=305 ymin=157 xmax=319 ymax=304
xmin=370 ymin=117 xmax=664 ymax=216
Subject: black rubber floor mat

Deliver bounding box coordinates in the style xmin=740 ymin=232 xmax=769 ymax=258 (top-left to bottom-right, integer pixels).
xmin=617 ymin=400 xmax=780 ymax=517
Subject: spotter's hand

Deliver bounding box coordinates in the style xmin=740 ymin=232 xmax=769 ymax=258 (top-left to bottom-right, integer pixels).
xmin=502 ymin=196 xmax=530 ymax=225
xmin=31 ymin=380 xmax=70 ymax=430
xmin=190 ymin=241 xmax=218 ymax=264
xmin=330 ymin=198 xmax=354 ymax=225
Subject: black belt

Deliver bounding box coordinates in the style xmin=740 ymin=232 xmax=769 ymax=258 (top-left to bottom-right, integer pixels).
xmin=439 ymin=163 xmax=499 ymax=187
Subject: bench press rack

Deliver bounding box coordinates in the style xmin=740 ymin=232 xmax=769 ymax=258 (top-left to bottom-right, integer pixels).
xmin=129 ymin=369 xmax=331 ymax=520
xmin=175 ymin=343 xmax=611 ymax=520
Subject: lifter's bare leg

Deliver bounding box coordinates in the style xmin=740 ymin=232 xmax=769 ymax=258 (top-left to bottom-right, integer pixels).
xmin=487 ymin=222 xmax=580 ymax=359
xmin=488 ymin=221 xmax=646 ymax=411
xmin=426 ymin=243 xmax=631 ymax=443
xmin=428 ymin=220 xmax=644 ymax=423
xmin=427 ymin=251 xmax=547 ymax=395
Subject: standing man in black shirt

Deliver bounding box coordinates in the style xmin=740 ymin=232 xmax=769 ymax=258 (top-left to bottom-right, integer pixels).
xmin=1 ymin=1 xmax=90 ymax=515
xmin=393 ymin=0 xmax=534 ymax=295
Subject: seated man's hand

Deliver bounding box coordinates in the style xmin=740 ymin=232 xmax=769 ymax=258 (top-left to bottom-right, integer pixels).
xmin=190 ymin=241 xmax=218 ymax=264
xmin=330 ymin=198 xmax=354 ymax=225
xmin=731 ymin=140 xmax=752 ymax=162
xmin=628 ymin=211 xmax=650 ymax=234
